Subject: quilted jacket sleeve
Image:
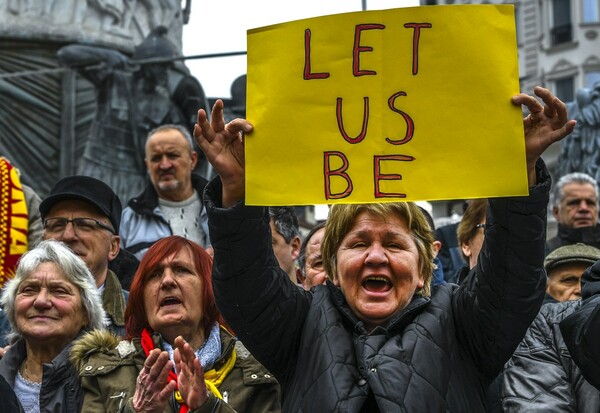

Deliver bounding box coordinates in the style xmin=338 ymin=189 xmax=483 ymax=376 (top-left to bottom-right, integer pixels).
xmin=501 ymin=303 xmax=577 ymax=413
xmin=204 ymin=178 xmax=312 ymax=385
xmin=453 ymin=159 xmax=549 ymax=380
xmin=560 ymin=260 xmax=600 ymax=390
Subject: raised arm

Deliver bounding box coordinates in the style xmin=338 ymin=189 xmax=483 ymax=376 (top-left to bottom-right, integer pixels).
xmin=193 ymin=99 xmax=252 ymax=207
xmin=513 ymin=86 xmax=576 ymax=186
xmin=57 ymin=44 xmax=129 ymax=85
xmin=454 ymin=87 xmax=576 ymax=379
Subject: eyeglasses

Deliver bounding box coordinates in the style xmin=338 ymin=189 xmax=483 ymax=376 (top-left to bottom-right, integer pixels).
xmin=474 ymin=223 xmax=486 ymax=230
xmin=43 ymin=217 xmax=115 ymax=235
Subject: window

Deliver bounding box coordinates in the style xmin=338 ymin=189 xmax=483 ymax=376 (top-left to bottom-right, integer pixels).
xmin=583 ymin=0 xmax=600 ymax=23
xmin=555 ymin=77 xmax=575 ymax=102
xmin=551 ymin=0 xmax=572 ymax=45
xmin=586 ymin=71 xmax=600 ymax=88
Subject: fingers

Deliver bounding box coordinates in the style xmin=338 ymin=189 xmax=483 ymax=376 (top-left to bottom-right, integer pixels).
xmin=142 ymin=349 xmax=173 ymax=388
xmin=132 ymin=349 xmax=173 ymax=411
xmin=227 ymin=118 xmax=253 ymax=136
xmin=211 ymin=99 xmax=225 ymax=133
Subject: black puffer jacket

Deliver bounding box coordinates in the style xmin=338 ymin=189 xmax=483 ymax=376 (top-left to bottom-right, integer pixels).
xmin=206 ymin=161 xmax=550 ymax=413
xmin=0 ymin=337 xmax=83 ymax=412
xmin=560 ymin=260 xmax=600 ymax=390
xmin=501 ymin=300 xmax=600 ymax=412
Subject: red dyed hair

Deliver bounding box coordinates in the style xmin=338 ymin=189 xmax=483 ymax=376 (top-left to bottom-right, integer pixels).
xmin=124 ymin=236 xmax=224 ymax=340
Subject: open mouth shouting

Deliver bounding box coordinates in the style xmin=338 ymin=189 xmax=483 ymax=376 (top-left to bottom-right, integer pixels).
xmin=160 ymin=296 xmax=182 ymax=307
xmin=362 ymin=276 xmax=393 ymax=293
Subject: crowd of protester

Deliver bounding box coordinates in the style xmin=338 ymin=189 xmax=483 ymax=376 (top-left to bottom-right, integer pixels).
xmin=4 ymin=78 xmax=600 ymax=412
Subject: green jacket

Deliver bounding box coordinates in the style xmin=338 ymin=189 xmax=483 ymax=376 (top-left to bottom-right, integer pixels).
xmin=70 ymin=328 xmax=281 ymax=413
xmin=103 ymin=269 xmax=127 ymax=338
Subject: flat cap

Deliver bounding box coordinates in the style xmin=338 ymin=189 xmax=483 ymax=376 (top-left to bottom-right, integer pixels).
xmin=545 ymin=243 xmax=600 ymax=274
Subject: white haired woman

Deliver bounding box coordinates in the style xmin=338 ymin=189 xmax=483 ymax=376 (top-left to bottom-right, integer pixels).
xmin=0 ymin=240 xmax=106 ymax=412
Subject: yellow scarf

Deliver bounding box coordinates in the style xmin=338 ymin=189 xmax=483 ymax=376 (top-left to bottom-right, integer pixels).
xmin=203 ymin=346 xmax=237 ymax=399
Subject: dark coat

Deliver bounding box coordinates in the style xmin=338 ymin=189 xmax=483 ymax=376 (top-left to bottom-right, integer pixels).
xmin=560 ymin=260 xmax=600 ymax=390
xmin=546 ymin=224 xmax=600 ymax=254
xmin=0 ymin=337 xmax=83 ymax=413
xmin=502 ymin=300 xmax=600 ymax=412
xmin=205 ymin=160 xmax=550 ymax=413
xmin=0 ymin=374 xmax=23 ymax=413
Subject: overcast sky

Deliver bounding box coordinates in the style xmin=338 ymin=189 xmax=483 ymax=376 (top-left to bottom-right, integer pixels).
xmin=182 ymin=0 xmax=421 ymax=99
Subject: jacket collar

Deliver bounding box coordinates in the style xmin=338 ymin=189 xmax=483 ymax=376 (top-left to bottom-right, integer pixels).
xmin=103 ymin=270 xmax=127 ymax=327
xmin=127 ymin=174 xmax=209 ymax=215
xmin=556 ymin=223 xmax=600 ymax=248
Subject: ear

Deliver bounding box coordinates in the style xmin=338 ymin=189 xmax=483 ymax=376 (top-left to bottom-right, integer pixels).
xmin=296 ymin=268 xmax=307 ymax=289
xmin=191 ymin=151 xmax=198 ymax=170
xmin=461 ymin=242 xmax=471 ymax=259
xmin=432 ymin=240 xmax=442 ymax=257
xmin=552 ymin=205 xmax=560 ymax=221
xmin=417 ymin=274 xmax=425 ymax=290
xmin=108 ymin=236 xmax=121 ymax=262
xmin=290 ymin=236 xmax=302 ymax=260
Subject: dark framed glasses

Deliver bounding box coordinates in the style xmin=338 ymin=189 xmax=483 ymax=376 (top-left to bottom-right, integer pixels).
xmin=43 ymin=217 xmax=115 ymax=235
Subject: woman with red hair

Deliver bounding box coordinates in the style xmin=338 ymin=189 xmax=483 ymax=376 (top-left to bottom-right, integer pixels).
xmin=70 ymin=236 xmax=281 ymax=413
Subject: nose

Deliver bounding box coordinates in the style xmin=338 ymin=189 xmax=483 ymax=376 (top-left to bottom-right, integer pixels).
xmin=364 ymin=242 xmax=389 ymax=265
xmin=61 ymin=220 xmax=78 ymax=239
xmin=578 ymin=200 xmax=592 ymax=211
xmin=159 ymin=268 xmax=177 ymax=288
xmin=33 ymin=289 xmax=52 ymax=309
xmin=158 ymin=156 xmax=172 ymax=170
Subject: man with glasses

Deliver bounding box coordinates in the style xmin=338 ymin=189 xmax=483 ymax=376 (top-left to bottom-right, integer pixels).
xmin=39 ymin=176 xmax=129 ymax=337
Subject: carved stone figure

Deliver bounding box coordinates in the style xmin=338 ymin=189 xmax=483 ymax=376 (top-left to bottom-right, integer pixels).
xmin=57 ymin=26 xmax=210 ymax=203
xmin=557 ymin=82 xmax=600 ymax=182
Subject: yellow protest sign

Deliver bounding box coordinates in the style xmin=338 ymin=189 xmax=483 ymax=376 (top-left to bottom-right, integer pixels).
xmin=246 ymin=5 xmax=525 ymax=205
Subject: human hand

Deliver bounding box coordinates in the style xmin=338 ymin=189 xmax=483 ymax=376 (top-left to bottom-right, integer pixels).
xmin=0 ymin=345 xmax=10 ymax=359
xmin=194 ymin=99 xmax=253 ymax=208
xmin=512 ymin=86 xmax=576 ymax=186
xmin=132 ymin=349 xmax=176 ymax=413
xmin=173 ymin=336 xmax=209 ymax=410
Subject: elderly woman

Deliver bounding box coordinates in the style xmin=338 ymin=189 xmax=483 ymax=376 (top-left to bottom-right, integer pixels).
xmin=0 ymin=240 xmax=106 ymax=412
xmin=71 ymin=235 xmax=281 ymax=413
xmin=193 ymin=86 xmax=576 ymax=412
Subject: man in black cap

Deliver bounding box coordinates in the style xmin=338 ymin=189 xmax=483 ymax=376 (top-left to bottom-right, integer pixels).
xmin=38 ymin=175 xmax=130 ymax=338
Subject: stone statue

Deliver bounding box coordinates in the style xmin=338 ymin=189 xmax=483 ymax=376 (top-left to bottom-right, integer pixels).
xmin=57 ymin=26 xmax=210 ymax=203
xmin=557 ymin=81 xmax=600 ymax=181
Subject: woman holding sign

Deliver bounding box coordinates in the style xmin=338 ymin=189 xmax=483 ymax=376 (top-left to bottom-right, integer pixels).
xmin=193 ymin=87 xmax=575 ymax=412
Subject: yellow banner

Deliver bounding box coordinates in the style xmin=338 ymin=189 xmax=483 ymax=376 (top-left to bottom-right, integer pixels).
xmin=246 ymin=5 xmax=525 ymax=205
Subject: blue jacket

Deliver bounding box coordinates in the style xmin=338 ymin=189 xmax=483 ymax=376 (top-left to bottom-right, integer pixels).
xmin=120 ymin=174 xmax=209 ymax=260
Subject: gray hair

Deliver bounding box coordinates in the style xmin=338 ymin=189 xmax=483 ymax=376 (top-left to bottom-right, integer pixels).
xmin=0 ymin=240 xmax=106 ymax=343
xmin=268 ymin=207 xmax=301 ymax=244
xmin=146 ymin=124 xmax=194 ymax=155
xmin=551 ymin=172 xmax=599 ymax=208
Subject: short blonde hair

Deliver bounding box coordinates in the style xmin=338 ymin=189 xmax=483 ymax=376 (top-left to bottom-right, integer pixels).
xmin=322 ymin=202 xmax=435 ymax=297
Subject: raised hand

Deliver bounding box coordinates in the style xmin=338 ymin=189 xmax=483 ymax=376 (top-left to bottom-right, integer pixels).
xmin=512 ymin=86 xmax=576 ymax=186
xmin=173 ymin=336 xmax=209 ymax=410
xmin=194 ymin=99 xmax=253 ymax=208
xmin=132 ymin=349 xmax=176 ymax=413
